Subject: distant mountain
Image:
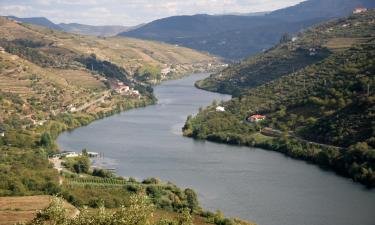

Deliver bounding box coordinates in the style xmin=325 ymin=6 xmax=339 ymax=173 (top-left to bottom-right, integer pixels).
xmin=6 ymin=16 xmax=62 ymax=30
xmin=120 ymin=0 xmax=375 ymax=59
xmin=5 ymin=16 xmax=141 ymax=37
xmin=215 ymin=11 xmax=270 ymax=16
xmin=58 ymin=23 xmax=135 ymax=37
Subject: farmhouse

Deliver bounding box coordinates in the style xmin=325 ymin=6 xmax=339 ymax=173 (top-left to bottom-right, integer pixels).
xmin=113 ymin=81 xmax=130 ymax=94
xmin=216 ymin=106 xmax=225 ymax=112
xmin=247 ymin=114 xmax=266 ymax=123
xmin=353 ymin=7 xmax=367 ymax=14
xmin=131 ymin=90 xmax=140 ymax=97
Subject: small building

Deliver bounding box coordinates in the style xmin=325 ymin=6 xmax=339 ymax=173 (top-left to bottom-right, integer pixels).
xmin=0 ymin=132 xmax=5 ymax=137
xmin=0 ymin=46 xmax=5 ymax=53
xmin=131 ymin=90 xmax=140 ymax=97
xmin=87 ymin=152 xmax=99 ymax=158
xmin=63 ymin=151 xmax=80 ymax=158
xmin=161 ymin=67 xmax=171 ymax=76
xmin=216 ymin=106 xmax=225 ymax=112
xmin=113 ymin=81 xmax=130 ymax=94
xmin=292 ymin=37 xmax=298 ymax=42
xmin=247 ymin=114 xmax=266 ymax=123
xmin=353 ymin=7 xmax=367 ymax=14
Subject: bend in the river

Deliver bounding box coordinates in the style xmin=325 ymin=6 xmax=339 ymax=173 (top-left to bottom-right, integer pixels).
xmin=58 ymin=73 xmax=375 ymax=225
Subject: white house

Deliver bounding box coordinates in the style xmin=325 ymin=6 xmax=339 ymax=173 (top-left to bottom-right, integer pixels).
xmin=216 ymin=106 xmax=225 ymax=112
xmin=114 ymin=81 xmax=130 ymax=94
xmin=132 ymin=90 xmax=140 ymax=97
xmin=0 ymin=132 xmax=5 ymax=137
xmin=64 ymin=152 xmax=80 ymax=158
xmin=353 ymin=7 xmax=367 ymax=14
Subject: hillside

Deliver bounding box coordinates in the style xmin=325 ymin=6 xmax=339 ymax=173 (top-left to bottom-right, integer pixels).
xmin=6 ymin=16 xmax=137 ymax=37
xmin=0 ymin=16 xmax=218 ymax=132
xmin=57 ymin=23 xmax=134 ymax=37
xmin=197 ymin=10 xmax=375 ymax=95
xmin=5 ymin=16 xmax=62 ymax=30
xmin=184 ymin=11 xmax=375 ymax=187
xmin=0 ymin=15 xmax=221 ymax=217
xmin=120 ymin=0 xmax=375 ymax=59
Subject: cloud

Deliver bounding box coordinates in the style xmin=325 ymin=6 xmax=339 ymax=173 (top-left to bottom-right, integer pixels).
xmin=0 ymin=0 xmax=305 ymax=25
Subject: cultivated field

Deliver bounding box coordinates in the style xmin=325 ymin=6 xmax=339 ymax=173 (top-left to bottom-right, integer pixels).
xmin=0 ymin=195 xmax=77 ymax=225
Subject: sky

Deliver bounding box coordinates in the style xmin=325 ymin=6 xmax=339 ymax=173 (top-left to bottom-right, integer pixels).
xmin=0 ymin=0 xmax=305 ymax=26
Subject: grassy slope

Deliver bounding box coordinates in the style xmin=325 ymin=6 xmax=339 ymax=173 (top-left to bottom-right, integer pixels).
xmin=0 ymin=196 xmax=211 ymax=225
xmin=1 ymin=17 xmax=218 ymax=72
xmin=185 ymin=11 xmax=375 ymax=187
xmin=196 ymin=11 xmax=375 ymax=95
xmin=0 ymin=196 xmax=77 ymax=225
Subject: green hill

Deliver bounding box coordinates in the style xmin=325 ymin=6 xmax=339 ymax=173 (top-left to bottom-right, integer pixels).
xmin=197 ymin=10 xmax=375 ymax=96
xmin=184 ymin=10 xmax=375 ymax=187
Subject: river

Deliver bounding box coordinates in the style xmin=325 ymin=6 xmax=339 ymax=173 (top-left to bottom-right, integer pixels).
xmin=57 ymin=73 xmax=375 ymax=225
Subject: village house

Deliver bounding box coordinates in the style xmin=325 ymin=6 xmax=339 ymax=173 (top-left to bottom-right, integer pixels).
xmin=353 ymin=7 xmax=367 ymax=14
xmin=63 ymin=151 xmax=80 ymax=158
xmin=247 ymin=114 xmax=266 ymax=123
xmin=0 ymin=46 xmax=5 ymax=53
xmin=216 ymin=106 xmax=225 ymax=112
xmin=113 ymin=81 xmax=130 ymax=94
xmin=161 ymin=67 xmax=171 ymax=76
xmin=131 ymin=89 xmax=140 ymax=97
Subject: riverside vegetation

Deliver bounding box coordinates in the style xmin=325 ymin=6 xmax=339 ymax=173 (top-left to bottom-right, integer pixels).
xmin=184 ymin=10 xmax=375 ymax=187
xmin=0 ymin=17 xmax=253 ymax=224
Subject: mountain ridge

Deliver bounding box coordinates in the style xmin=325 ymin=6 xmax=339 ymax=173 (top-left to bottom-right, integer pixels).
xmin=120 ymin=0 xmax=375 ymax=59
xmin=5 ymin=16 xmax=140 ymax=37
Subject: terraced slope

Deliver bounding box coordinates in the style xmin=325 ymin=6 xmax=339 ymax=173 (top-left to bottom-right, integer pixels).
xmin=184 ymin=11 xmax=375 ymax=187
xmin=196 ymin=10 xmax=375 ymax=96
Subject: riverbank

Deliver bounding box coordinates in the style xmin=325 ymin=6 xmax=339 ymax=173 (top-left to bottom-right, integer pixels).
xmin=56 ymin=73 xmax=375 ymax=225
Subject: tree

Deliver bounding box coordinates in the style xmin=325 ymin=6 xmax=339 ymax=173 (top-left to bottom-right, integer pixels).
xmin=184 ymin=188 xmax=199 ymax=213
xmin=40 ymin=132 xmax=52 ymax=148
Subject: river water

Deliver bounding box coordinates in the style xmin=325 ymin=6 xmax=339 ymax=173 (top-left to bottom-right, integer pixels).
xmin=57 ymin=73 xmax=375 ymax=225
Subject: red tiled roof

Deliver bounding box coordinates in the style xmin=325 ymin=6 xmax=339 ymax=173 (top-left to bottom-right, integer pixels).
xmin=249 ymin=115 xmax=266 ymax=119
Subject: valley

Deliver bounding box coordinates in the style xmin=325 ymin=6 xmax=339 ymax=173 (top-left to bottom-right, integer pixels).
xmin=1 ymin=1 xmax=375 ymax=225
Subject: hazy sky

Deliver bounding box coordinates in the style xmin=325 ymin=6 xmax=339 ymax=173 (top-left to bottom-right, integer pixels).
xmin=0 ymin=0 xmax=305 ymax=26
